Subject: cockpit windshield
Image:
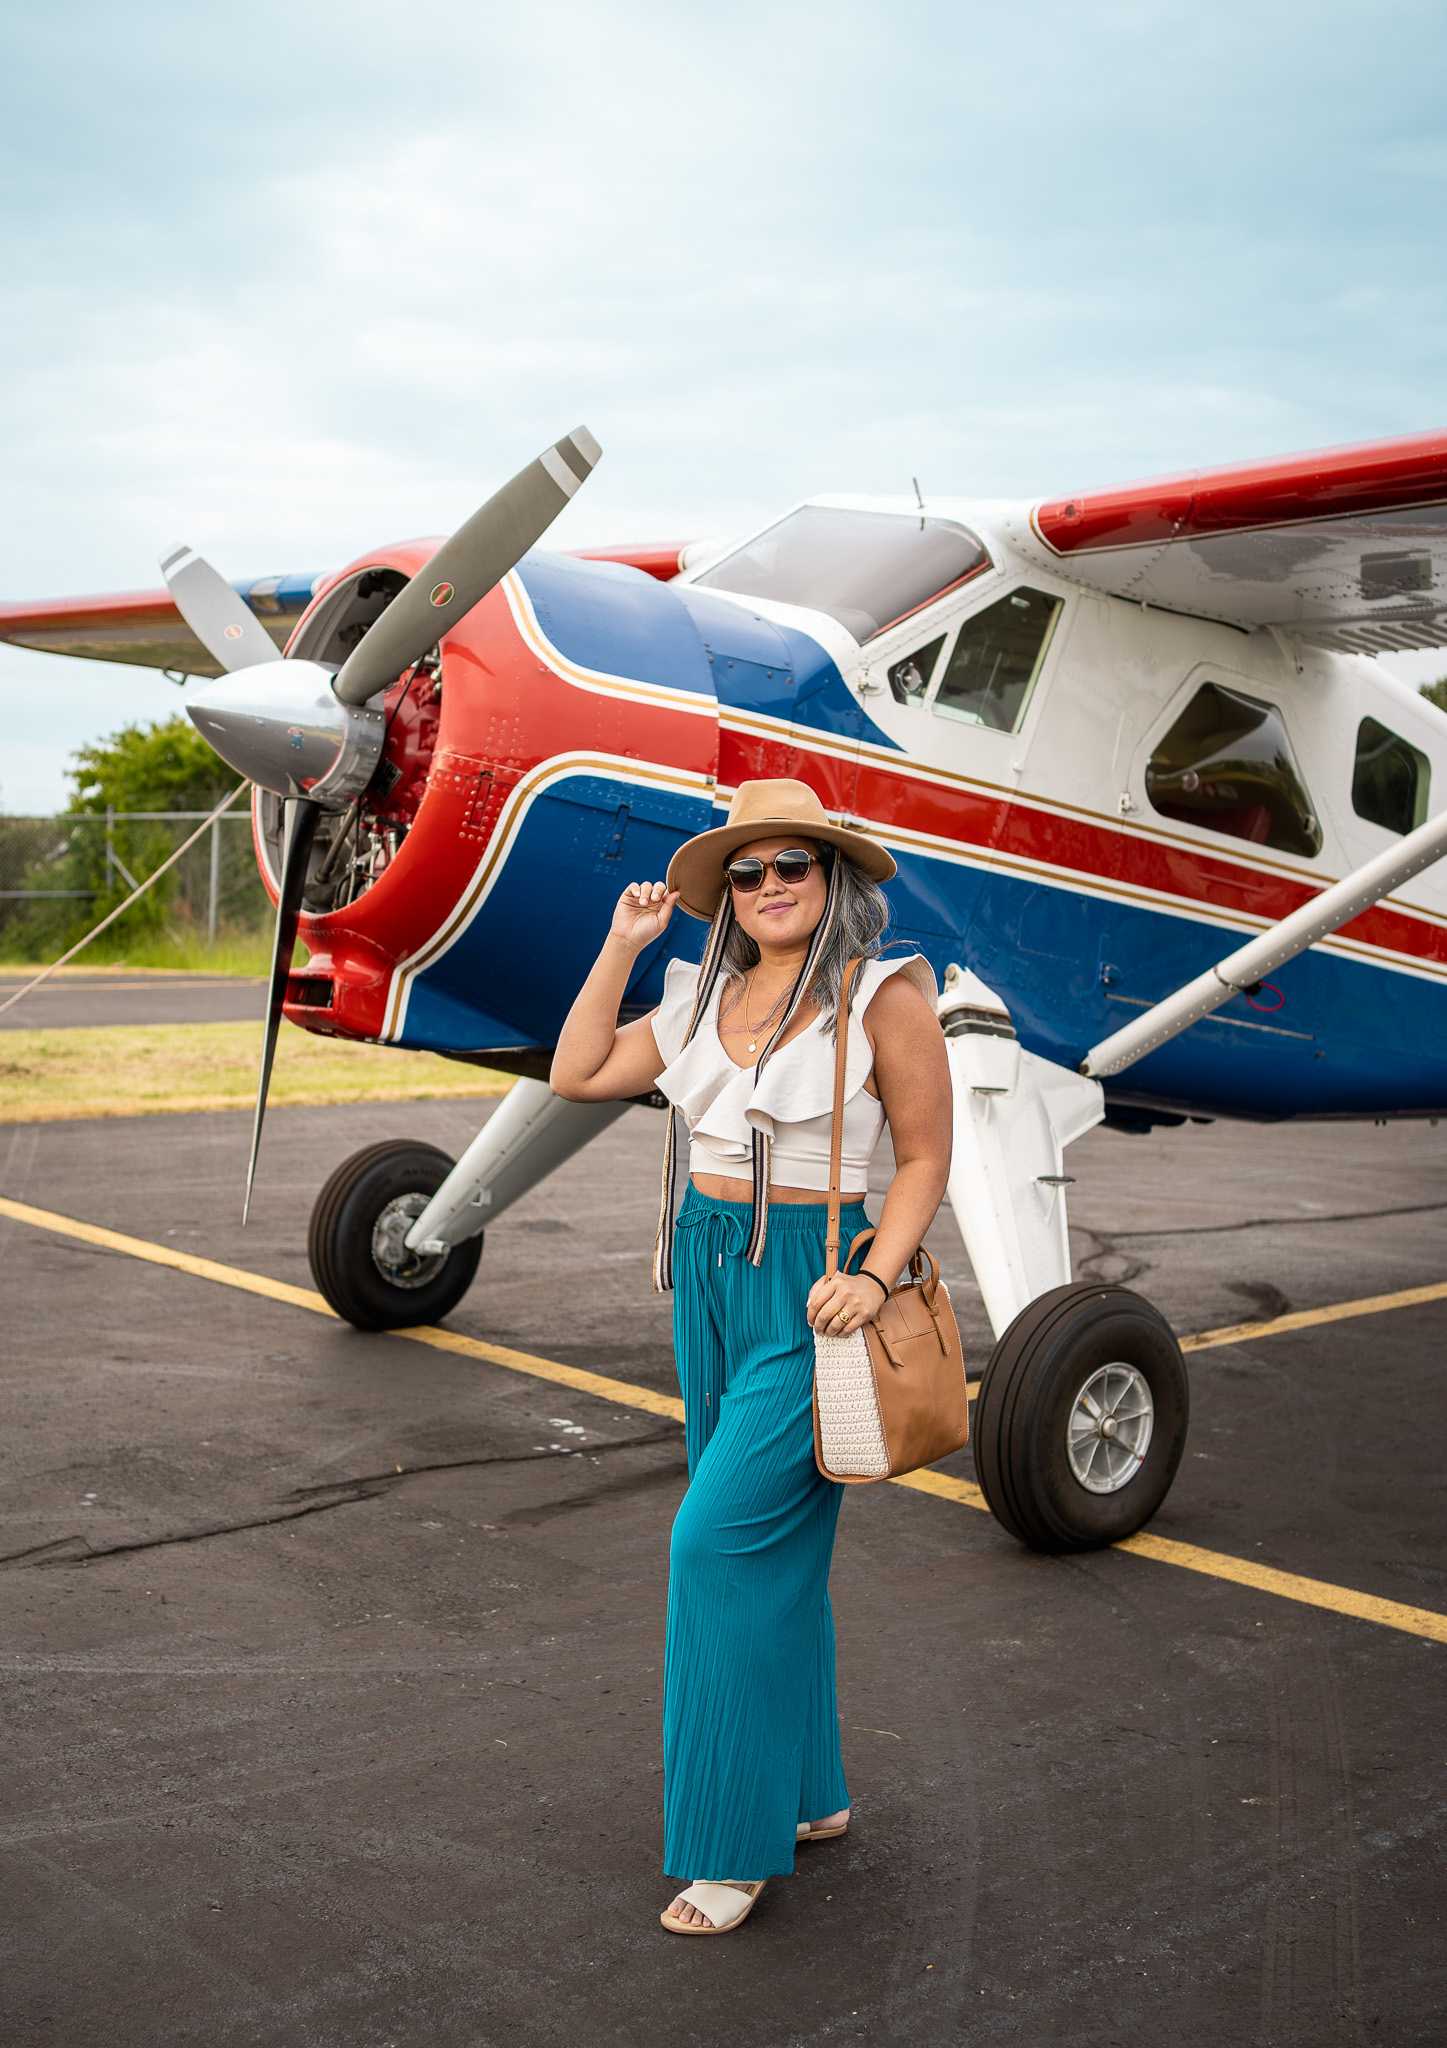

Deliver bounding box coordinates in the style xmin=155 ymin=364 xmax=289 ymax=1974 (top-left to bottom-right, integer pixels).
xmin=693 ymin=505 xmax=989 ymax=643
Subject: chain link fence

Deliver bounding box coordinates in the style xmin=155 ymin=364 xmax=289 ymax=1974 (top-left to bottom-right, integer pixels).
xmin=0 ymin=809 xmax=269 ymax=956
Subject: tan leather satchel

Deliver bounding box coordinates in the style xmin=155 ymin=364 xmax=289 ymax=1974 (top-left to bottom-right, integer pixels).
xmin=812 ymin=958 xmax=971 ymax=1484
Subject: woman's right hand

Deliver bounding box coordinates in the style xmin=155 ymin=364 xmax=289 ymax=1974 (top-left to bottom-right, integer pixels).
xmin=610 ymin=880 xmax=679 ymax=952
xmin=552 ymin=881 xmax=676 ymax=1101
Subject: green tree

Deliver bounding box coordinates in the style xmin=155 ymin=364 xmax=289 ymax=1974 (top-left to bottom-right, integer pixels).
xmin=67 ymin=716 xmax=243 ymax=817
xmin=1420 ymin=677 xmax=1447 ymax=715
xmin=57 ymin=718 xmax=247 ymax=940
xmin=1 ymin=717 xmax=260 ymax=960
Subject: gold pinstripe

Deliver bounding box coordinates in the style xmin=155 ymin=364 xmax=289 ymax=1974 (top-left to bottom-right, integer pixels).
xmin=377 ymin=576 xmax=1447 ymax=1043
xmin=380 ymin=751 xmax=714 ymax=1042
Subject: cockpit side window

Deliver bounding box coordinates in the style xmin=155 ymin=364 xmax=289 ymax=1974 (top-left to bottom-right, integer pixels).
xmin=887 ymin=635 xmax=946 ymax=704
xmin=1351 ymin=717 xmax=1429 ymax=836
xmin=1146 ymin=682 xmax=1322 ymax=857
xmin=694 ymin=505 xmax=988 ymax=643
xmin=929 ymin=587 xmax=1063 ymax=733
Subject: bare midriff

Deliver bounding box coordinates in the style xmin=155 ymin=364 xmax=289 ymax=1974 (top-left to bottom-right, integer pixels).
xmin=689 ymin=1174 xmax=860 ymax=1205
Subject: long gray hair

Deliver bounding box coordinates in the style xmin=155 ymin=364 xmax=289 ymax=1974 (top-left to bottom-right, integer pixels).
xmin=720 ymin=841 xmax=890 ymax=1035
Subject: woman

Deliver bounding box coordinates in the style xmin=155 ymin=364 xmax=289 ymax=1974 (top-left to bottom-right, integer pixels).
xmin=552 ymin=779 xmax=951 ymax=1934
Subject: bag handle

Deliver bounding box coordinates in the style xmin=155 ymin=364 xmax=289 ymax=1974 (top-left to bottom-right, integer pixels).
xmin=824 ymin=957 xmax=865 ymax=1280
xmin=823 ymin=955 xmax=944 ymax=1335
xmin=840 ymin=1225 xmax=941 ymax=1315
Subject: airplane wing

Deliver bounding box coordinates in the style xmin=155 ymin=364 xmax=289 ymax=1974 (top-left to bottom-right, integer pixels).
xmin=0 ymin=544 xmax=693 ymax=677
xmin=1019 ymin=429 xmax=1447 ymax=655
xmin=0 ymin=573 xmax=322 ymax=677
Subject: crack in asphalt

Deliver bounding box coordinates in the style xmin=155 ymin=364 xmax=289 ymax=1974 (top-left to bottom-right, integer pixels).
xmin=280 ymin=1428 xmax=677 ymax=1502
xmin=500 ymin=1455 xmax=689 ymax=1526
xmin=1071 ymin=1194 xmax=1447 ymax=1321
xmin=0 ymin=1429 xmax=681 ymax=1569
xmin=1100 ymin=1197 xmax=1447 ymax=1242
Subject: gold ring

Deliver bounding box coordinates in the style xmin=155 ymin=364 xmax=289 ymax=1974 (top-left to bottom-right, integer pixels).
xmin=837 ymin=1307 xmax=852 ymax=1325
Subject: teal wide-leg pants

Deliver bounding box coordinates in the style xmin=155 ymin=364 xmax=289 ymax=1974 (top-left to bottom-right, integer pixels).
xmin=662 ymin=1186 xmax=866 ymax=1882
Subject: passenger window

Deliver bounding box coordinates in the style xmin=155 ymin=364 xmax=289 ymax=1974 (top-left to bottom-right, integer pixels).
xmin=930 ymin=587 xmax=1063 ymax=733
xmin=887 ymin=635 xmax=945 ymax=705
xmin=1146 ymin=682 xmax=1322 ymax=857
xmin=1352 ymin=717 xmax=1429 ymax=836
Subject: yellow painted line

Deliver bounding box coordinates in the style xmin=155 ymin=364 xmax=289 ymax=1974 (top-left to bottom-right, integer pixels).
xmin=3 ymin=1193 xmax=1444 ymax=1644
xmin=0 ymin=1197 xmax=335 ymax=1317
xmin=398 ymin=1322 xmax=686 ymax=1424
xmin=0 ymin=1196 xmax=685 ymax=1424
xmin=1117 ymin=1532 xmax=1447 ymax=1646
xmin=890 ymin=1466 xmax=989 ymax=1513
xmin=1182 ymin=1280 xmax=1447 ymax=1351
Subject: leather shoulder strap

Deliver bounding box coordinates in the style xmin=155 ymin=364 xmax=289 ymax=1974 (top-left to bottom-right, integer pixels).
xmin=825 ymin=956 xmax=864 ymax=1278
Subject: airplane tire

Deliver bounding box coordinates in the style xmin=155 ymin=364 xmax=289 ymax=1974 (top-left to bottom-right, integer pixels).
xmin=307 ymin=1140 xmax=483 ymax=1331
xmin=973 ymin=1282 xmax=1189 ymax=1552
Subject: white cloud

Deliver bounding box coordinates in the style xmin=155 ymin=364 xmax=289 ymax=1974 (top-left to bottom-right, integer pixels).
xmin=3 ymin=0 xmax=1447 ymax=804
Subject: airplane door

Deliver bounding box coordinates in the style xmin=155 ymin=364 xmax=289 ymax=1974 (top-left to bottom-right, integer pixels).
xmin=902 ymin=581 xmax=1097 ymax=996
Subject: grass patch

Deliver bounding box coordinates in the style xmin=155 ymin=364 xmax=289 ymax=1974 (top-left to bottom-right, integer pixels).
xmin=0 ymin=1021 xmax=515 ymax=1122
xmin=0 ymin=930 xmax=276 ymax=976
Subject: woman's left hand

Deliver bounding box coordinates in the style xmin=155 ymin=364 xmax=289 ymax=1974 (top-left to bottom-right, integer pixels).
xmin=806 ymin=1270 xmax=887 ymax=1336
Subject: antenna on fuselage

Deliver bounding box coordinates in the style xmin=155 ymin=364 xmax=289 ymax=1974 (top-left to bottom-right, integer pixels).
xmin=913 ymin=476 xmax=925 ymax=529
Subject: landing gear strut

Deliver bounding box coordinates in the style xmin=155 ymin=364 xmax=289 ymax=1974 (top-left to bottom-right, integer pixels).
xmin=307 ymin=1080 xmax=633 ymax=1332
xmin=937 ymin=963 xmax=1191 ymax=1549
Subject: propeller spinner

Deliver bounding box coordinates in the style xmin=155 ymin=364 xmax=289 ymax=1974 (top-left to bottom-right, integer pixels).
xmin=163 ymin=425 xmax=602 ymax=1220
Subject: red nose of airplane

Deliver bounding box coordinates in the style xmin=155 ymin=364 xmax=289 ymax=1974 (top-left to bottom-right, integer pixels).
xmin=164 ymin=429 xmax=605 ymax=1217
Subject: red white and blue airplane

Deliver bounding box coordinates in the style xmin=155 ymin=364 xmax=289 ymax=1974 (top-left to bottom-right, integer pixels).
xmin=6 ymin=424 xmax=1447 ymax=1548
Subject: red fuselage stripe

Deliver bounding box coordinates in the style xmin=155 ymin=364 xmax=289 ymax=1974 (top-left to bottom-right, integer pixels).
xmin=719 ymin=730 xmax=1447 ymax=973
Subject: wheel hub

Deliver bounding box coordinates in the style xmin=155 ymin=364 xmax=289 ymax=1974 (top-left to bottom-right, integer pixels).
xmin=371 ymin=1194 xmax=448 ymax=1290
xmin=1066 ymin=1362 xmax=1154 ymax=1494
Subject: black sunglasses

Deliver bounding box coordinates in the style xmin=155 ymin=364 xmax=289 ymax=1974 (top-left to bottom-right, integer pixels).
xmin=726 ymin=848 xmax=823 ymax=893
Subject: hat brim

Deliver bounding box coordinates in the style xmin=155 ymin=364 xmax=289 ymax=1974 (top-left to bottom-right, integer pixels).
xmin=666 ymin=816 xmax=897 ymax=921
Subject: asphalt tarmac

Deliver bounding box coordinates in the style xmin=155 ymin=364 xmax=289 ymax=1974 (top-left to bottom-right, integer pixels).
xmin=0 ymin=972 xmax=266 ymax=1031
xmin=2 ymin=1098 xmax=1444 ymax=2046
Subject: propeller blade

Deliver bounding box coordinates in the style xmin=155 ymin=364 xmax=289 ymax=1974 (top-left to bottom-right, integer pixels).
xmin=243 ymin=796 xmax=322 ymax=1224
xmin=161 ymin=544 xmax=284 ymax=674
xmin=331 ymin=426 xmax=601 ymax=706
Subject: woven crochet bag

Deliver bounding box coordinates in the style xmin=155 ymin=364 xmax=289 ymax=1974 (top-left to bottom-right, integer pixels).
xmin=812 ymin=958 xmax=970 ymax=1484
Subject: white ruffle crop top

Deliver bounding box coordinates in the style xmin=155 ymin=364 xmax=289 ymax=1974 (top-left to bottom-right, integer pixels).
xmin=649 ymin=954 xmax=935 ymax=1195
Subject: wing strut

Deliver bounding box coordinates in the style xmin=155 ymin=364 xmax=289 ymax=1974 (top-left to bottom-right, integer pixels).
xmin=1081 ymin=809 xmax=1447 ymax=1079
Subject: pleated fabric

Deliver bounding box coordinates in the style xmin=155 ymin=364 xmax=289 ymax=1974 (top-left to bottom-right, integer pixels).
xmin=663 ymin=1185 xmax=867 ymax=1882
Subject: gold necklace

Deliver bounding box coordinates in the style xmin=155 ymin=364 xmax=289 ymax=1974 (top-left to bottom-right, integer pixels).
xmin=741 ymin=971 xmax=786 ymax=1055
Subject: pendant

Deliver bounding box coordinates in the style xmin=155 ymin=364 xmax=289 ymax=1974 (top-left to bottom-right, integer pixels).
xmin=747 ymin=1041 xmax=757 ymax=1053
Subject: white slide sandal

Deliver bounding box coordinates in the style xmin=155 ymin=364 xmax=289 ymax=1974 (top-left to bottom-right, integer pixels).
xmin=660 ymin=1880 xmax=766 ymax=1934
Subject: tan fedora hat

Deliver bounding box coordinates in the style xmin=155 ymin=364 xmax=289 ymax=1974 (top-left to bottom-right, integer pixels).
xmin=667 ymin=778 xmax=896 ymax=920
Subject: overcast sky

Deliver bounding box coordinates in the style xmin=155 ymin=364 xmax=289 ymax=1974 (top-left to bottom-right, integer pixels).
xmin=3 ymin=0 xmax=1445 ymax=808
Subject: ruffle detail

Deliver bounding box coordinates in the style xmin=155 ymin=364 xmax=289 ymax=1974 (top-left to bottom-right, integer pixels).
xmin=651 ymin=955 xmax=706 ymax=1067
xmin=653 ymin=956 xmax=923 ymax=1162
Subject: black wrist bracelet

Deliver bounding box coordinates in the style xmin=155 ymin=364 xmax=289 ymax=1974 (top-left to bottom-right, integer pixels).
xmin=859 ymin=1268 xmax=892 ymax=1301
